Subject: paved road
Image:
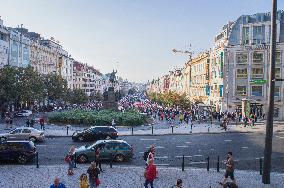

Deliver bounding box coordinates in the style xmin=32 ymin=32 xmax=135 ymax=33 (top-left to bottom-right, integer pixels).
xmin=30 ymin=132 xmax=284 ymax=172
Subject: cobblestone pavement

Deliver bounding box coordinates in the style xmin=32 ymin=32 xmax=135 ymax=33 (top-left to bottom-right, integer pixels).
xmin=0 ymin=165 xmax=283 ymax=188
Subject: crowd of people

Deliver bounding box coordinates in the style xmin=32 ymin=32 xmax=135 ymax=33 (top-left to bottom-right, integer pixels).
xmin=119 ymin=93 xmax=264 ymax=131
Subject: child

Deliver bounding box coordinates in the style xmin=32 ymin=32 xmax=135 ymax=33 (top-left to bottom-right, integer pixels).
xmin=80 ymin=173 xmax=89 ymax=188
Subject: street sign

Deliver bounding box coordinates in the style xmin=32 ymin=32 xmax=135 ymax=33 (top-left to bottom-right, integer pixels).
xmin=249 ymin=80 xmax=267 ymax=84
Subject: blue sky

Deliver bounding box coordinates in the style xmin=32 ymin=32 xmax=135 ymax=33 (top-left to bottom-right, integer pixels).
xmin=0 ymin=0 xmax=283 ymax=82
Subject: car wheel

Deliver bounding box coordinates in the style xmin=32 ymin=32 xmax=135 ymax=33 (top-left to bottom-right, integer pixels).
xmin=115 ymin=154 xmax=125 ymax=162
xmin=77 ymin=154 xmax=88 ymax=163
xmin=106 ymin=135 xmax=111 ymax=140
xmin=0 ymin=137 xmax=7 ymax=142
xmin=78 ymin=136 xmax=84 ymax=142
xmin=29 ymin=137 xmax=36 ymax=142
xmin=17 ymin=154 xmax=28 ymax=164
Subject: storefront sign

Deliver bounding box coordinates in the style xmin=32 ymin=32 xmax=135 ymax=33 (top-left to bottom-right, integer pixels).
xmin=249 ymin=80 xmax=267 ymax=84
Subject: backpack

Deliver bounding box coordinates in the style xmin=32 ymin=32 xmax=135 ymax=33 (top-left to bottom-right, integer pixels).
xmin=143 ymin=150 xmax=150 ymax=161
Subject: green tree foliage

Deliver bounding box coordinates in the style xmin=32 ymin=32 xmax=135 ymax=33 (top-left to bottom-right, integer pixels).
xmin=0 ymin=66 xmax=69 ymax=110
xmin=148 ymin=91 xmax=191 ymax=110
xmin=67 ymin=89 xmax=88 ymax=104
xmin=44 ymin=73 xmax=68 ymax=102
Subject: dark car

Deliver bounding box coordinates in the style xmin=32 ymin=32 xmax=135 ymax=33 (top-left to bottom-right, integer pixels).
xmin=72 ymin=126 xmax=118 ymax=142
xmin=74 ymin=140 xmax=133 ymax=163
xmin=0 ymin=141 xmax=37 ymax=164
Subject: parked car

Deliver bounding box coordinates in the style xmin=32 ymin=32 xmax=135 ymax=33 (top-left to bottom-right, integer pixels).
xmin=74 ymin=140 xmax=133 ymax=163
xmin=72 ymin=126 xmax=118 ymax=142
xmin=0 ymin=127 xmax=45 ymax=142
xmin=15 ymin=110 xmax=32 ymax=117
xmin=0 ymin=141 xmax=37 ymax=164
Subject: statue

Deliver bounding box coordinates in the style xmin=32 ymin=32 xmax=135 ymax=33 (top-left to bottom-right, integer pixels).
xmin=109 ymin=70 xmax=117 ymax=86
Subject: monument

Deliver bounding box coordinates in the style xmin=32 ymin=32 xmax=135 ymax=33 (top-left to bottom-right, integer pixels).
xmin=102 ymin=70 xmax=120 ymax=110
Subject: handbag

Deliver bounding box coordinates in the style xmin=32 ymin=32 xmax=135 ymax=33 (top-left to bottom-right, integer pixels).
xmin=95 ymin=178 xmax=100 ymax=186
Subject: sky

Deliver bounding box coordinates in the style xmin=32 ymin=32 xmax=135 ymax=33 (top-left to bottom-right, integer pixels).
xmin=0 ymin=0 xmax=283 ymax=83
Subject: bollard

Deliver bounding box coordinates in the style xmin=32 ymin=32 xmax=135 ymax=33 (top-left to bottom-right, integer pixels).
xmin=190 ymin=124 xmax=192 ymax=133
xmin=259 ymin=157 xmax=262 ymax=175
xmin=67 ymin=126 xmax=69 ymax=135
xmin=206 ymin=156 xmax=209 ymax=171
xmin=182 ymin=155 xmax=185 ymax=171
xmin=73 ymin=153 xmax=77 ymax=168
xmin=151 ymin=126 xmax=153 ymax=134
xmin=36 ymin=152 xmax=39 ymax=168
xmin=131 ymin=126 xmax=134 ymax=135
xmin=208 ymin=127 xmax=210 ymax=133
xmin=217 ymin=155 xmax=220 ymax=172
xmin=171 ymin=126 xmax=174 ymax=134
xmin=110 ymin=154 xmax=113 ymax=168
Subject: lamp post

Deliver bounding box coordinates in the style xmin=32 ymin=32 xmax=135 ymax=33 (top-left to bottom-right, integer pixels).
xmin=262 ymin=0 xmax=277 ymax=184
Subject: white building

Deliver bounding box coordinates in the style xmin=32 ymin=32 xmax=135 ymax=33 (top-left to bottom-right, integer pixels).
xmin=8 ymin=27 xmax=31 ymax=68
xmin=0 ymin=17 xmax=9 ymax=68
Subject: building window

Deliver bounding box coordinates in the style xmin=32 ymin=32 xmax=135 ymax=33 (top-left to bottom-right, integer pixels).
xmin=236 ymin=53 xmax=248 ymax=64
xmin=252 ymin=52 xmax=264 ymax=64
xmin=236 ymin=68 xmax=248 ymax=78
xmin=275 ymin=68 xmax=281 ymax=79
xmin=251 ymin=68 xmax=264 ymax=79
xmin=242 ymin=27 xmax=250 ymax=45
xmin=236 ymin=86 xmax=247 ymax=95
xmin=274 ymin=108 xmax=279 ymax=117
xmin=253 ymin=25 xmax=265 ymax=44
xmin=251 ymin=85 xmax=263 ymax=97
xmin=276 ymin=51 xmax=281 ymax=64
xmin=274 ymin=86 xmax=280 ymax=97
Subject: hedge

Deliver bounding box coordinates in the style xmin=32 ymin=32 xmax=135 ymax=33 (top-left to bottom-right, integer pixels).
xmin=48 ymin=109 xmax=147 ymax=127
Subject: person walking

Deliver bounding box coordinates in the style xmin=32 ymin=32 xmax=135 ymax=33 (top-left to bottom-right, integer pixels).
xmin=146 ymin=145 xmax=155 ymax=166
xmin=66 ymin=146 xmax=75 ymax=175
xmin=50 ymin=177 xmax=66 ymax=188
xmin=39 ymin=116 xmax=45 ymax=130
xmin=79 ymin=173 xmax=89 ymax=188
xmin=220 ymin=151 xmax=237 ymax=186
xmin=144 ymin=159 xmax=157 ymax=188
xmin=87 ymin=162 xmax=100 ymax=188
xmin=171 ymin=179 xmax=183 ymax=188
xmin=95 ymin=147 xmax=103 ymax=172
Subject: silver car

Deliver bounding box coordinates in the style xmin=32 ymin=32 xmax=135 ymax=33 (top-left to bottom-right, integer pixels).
xmin=0 ymin=127 xmax=45 ymax=142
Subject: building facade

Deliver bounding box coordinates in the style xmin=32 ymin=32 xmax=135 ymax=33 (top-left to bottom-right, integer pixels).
xmin=0 ymin=18 xmax=9 ymax=68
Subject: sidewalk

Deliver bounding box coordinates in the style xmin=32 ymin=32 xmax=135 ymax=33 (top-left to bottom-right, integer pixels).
xmin=0 ymin=164 xmax=283 ymax=188
xmin=1 ymin=120 xmax=284 ymax=137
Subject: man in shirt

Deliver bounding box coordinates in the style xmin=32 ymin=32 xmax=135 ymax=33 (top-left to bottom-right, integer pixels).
xmin=50 ymin=177 xmax=66 ymax=188
xmin=222 ymin=152 xmax=237 ymax=185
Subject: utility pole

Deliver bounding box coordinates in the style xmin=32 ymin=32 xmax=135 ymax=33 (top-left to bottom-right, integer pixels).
xmin=262 ymin=0 xmax=277 ymax=184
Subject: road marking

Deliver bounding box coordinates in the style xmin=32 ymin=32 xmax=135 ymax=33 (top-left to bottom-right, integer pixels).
xmin=140 ymin=138 xmax=158 ymax=141
xmin=36 ymin=145 xmax=46 ymax=147
xmin=176 ymin=146 xmax=189 ymax=148
xmin=198 ymin=149 xmax=202 ymax=152
xmin=155 ymin=156 xmax=168 ymax=159
xmin=155 ymin=164 xmax=170 ymax=166
xmin=241 ymin=147 xmax=248 ymax=149
xmin=210 ymin=149 xmax=215 ymax=151
xmin=139 ymin=152 xmax=144 ymax=154
xmin=186 ymin=142 xmax=191 ymax=144
xmin=224 ymin=139 xmax=232 ymax=142
xmin=276 ymin=136 xmax=284 ymax=139
xmin=193 ymin=155 xmax=203 ymax=157
xmin=189 ymin=162 xmax=207 ymax=164
xmin=175 ymin=156 xmax=192 ymax=158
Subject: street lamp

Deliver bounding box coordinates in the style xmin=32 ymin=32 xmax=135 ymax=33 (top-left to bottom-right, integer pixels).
xmin=262 ymin=0 xmax=277 ymax=184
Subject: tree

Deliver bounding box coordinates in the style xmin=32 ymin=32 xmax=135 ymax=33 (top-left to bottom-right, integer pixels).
xmin=44 ymin=73 xmax=68 ymax=102
xmin=17 ymin=66 xmax=45 ymax=107
xmin=0 ymin=66 xmax=19 ymax=115
xmin=67 ymin=89 xmax=88 ymax=104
